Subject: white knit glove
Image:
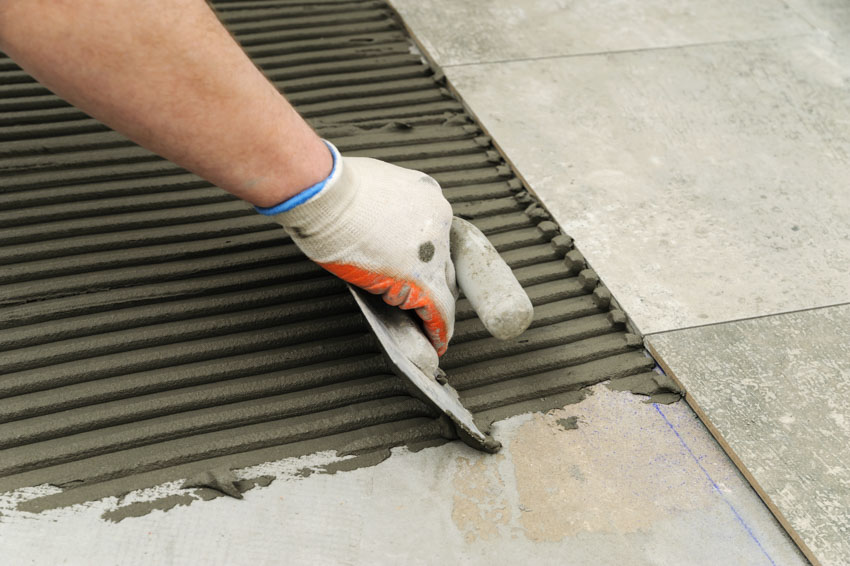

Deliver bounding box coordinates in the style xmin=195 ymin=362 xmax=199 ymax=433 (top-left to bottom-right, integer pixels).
xmin=257 ymin=141 xmax=458 ymax=355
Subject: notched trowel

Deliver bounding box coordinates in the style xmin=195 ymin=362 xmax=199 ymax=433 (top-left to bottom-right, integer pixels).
xmin=349 ymin=217 xmax=534 ymax=454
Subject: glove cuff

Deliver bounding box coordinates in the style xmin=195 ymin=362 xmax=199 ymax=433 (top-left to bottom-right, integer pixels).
xmin=259 ymin=141 xmax=365 ymax=263
xmin=254 ymin=139 xmax=341 ymax=215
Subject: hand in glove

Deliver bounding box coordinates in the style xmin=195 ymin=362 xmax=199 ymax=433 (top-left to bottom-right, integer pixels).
xmin=257 ymin=141 xmax=457 ymax=355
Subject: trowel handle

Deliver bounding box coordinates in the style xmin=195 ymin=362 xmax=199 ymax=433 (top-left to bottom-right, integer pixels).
xmin=450 ymin=217 xmax=534 ymax=340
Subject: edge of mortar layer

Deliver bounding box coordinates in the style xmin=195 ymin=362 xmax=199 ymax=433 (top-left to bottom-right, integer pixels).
xmin=7 ymin=419 xmax=448 ymax=516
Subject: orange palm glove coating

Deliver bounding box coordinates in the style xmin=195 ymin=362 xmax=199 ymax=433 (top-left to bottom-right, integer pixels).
xmin=319 ymin=264 xmax=450 ymax=355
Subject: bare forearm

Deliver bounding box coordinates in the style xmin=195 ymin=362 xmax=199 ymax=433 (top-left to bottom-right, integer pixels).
xmin=0 ymin=0 xmax=331 ymax=206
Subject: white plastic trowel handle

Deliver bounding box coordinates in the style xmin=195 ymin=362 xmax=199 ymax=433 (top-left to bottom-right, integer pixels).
xmin=353 ymin=217 xmax=533 ymax=380
xmin=450 ymin=217 xmax=534 ymax=340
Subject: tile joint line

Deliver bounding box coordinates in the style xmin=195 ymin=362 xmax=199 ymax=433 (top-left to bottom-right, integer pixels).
xmin=441 ymin=32 xmax=819 ymax=69
xmin=645 ymin=300 xmax=850 ymax=338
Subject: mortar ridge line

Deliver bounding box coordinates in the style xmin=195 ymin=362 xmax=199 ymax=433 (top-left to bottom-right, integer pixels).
xmin=441 ymin=32 xmax=819 ymax=69
xmin=645 ymin=300 xmax=850 ymax=338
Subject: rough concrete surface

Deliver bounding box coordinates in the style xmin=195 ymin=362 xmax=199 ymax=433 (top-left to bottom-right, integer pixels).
xmin=0 ymin=387 xmax=806 ymax=566
xmin=648 ymin=305 xmax=850 ymax=566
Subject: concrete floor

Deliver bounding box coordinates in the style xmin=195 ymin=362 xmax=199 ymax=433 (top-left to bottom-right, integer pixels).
xmin=1 ymin=387 xmax=805 ymax=565
xmin=391 ymin=0 xmax=849 ymax=563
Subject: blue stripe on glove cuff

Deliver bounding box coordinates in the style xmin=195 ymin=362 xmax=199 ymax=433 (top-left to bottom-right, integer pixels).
xmin=254 ymin=140 xmax=339 ymax=215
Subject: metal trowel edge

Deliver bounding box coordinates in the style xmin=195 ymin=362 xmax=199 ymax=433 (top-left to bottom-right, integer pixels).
xmin=348 ymin=285 xmax=500 ymax=453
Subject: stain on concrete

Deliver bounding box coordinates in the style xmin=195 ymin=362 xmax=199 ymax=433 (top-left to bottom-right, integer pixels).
xmin=509 ymin=401 xmax=715 ymax=541
xmin=451 ymin=454 xmax=511 ymax=542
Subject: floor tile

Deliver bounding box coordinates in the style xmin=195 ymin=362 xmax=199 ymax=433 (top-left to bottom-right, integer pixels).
xmin=1 ymin=388 xmax=805 ymax=566
xmin=647 ymin=305 xmax=850 ymax=566
xmin=445 ymin=34 xmax=850 ymax=334
xmin=390 ymin=0 xmax=811 ymax=66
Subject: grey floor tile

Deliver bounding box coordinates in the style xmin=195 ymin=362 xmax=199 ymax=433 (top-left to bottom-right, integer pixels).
xmin=647 ymin=305 xmax=850 ymax=566
xmin=390 ymin=0 xmax=811 ymax=66
xmin=445 ymin=34 xmax=850 ymax=334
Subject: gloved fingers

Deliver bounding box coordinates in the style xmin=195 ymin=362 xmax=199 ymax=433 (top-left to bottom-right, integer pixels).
xmin=317 ymin=261 xmax=453 ymax=355
xmin=385 ymin=280 xmax=453 ymax=356
xmin=383 ymin=280 xmax=453 ymax=356
xmin=445 ymin=258 xmax=459 ymax=301
xmin=383 ymin=281 xmax=412 ymax=307
xmin=415 ymin=301 xmax=450 ymax=357
xmin=319 ymin=262 xmax=391 ymax=294
xmin=319 ymin=262 xmax=415 ymax=306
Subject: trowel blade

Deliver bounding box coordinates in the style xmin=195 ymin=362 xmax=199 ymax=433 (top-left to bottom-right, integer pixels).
xmin=348 ymin=285 xmax=499 ymax=453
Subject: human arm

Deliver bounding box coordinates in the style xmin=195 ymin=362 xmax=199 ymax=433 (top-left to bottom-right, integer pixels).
xmin=0 ymin=0 xmax=457 ymax=353
xmin=0 ymin=0 xmax=331 ymax=206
